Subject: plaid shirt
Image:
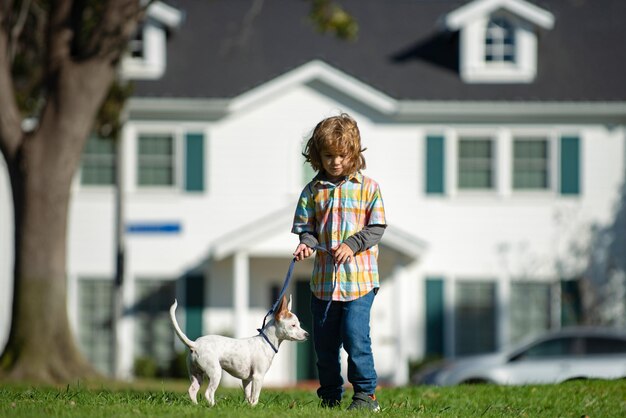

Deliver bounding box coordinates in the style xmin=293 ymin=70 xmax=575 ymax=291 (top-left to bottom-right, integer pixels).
xmin=292 ymin=173 xmax=386 ymax=301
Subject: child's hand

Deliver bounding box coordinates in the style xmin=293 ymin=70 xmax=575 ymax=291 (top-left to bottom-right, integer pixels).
xmin=332 ymin=243 xmax=354 ymax=264
xmin=293 ymin=243 xmax=313 ymax=261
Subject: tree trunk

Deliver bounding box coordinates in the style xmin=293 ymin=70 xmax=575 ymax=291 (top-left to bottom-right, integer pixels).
xmin=0 ymin=0 xmax=143 ymax=383
xmin=1 ymin=136 xmax=96 ymax=382
xmin=0 ymin=62 xmax=115 ymax=383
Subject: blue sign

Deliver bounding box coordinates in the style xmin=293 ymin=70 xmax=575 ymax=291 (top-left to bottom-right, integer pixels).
xmin=126 ymin=222 xmax=182 ymax=234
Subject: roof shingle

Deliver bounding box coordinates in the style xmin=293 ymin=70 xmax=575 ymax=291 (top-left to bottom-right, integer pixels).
xmin=133 ymin=0 xmax=626 ymax=102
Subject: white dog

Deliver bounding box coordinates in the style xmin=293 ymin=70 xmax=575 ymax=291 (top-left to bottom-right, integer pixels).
xmin=169 ymin=295 xmax=309 ymax=406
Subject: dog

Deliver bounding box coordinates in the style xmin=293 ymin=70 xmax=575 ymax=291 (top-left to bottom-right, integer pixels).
xmin=169 ymin=295 xmax=309 ymax=406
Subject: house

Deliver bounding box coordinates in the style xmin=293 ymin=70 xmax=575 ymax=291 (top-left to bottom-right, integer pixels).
xmin=1 ymin=0 xmax=625 ymax=387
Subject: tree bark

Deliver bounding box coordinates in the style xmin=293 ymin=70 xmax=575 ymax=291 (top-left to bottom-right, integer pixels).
xmin=1 ymin=65 xmax=115 ymax=383
xmin=0 ymin=0 xmax=143 ymax=383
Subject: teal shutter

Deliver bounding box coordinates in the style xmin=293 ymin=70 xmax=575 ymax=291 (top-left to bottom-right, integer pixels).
xmin=185 ymin=274 xmax=204 ymax=340
xmin=426 ymin=135 xmax=445 ymax=194
xmin=425 ymin=278 xmax=445 ymax=356
xmin=561 ymin=279 xmax=581 ymax=327
xmin=185 ymin=132 xmax=205 ymax=192
xmin=560 ymin=136 xmax=580 ymax=195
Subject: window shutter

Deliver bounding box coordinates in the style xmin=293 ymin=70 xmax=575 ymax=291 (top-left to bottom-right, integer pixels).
xmin=426 ymin=135 xmax=445 ymax=194
xmin=185 ymin=274 xmax=204 ymax=340
xmin=185 ymin=132 xmax=205 ymax=192
xmin=561 ymin=279 xmax=581 ymax=327
xmin=560 ymin=136 xmax=580 ymax=195
xmin=425 ymin=277 xmax=445 ymax=356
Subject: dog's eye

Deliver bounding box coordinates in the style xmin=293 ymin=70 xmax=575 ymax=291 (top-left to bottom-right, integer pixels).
xmin=292 ymin=324 xmax=296 ymax=327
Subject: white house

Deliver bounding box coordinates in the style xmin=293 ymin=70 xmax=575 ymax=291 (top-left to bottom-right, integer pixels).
xmin=1 ymin=0 xmax=625 ymax=387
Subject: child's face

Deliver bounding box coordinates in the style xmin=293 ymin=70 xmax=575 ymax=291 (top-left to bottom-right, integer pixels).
xmin=321 ymin=148 xmax=350 ymax=179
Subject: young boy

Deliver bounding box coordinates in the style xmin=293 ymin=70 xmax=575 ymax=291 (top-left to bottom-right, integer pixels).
xmin=292 ymin=113 xmax=386 ymax=411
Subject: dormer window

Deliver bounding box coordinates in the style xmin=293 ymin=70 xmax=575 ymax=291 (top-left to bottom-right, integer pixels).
xmin=120 ymin=1 xmax=183 ymax=80
xmin=444 ymin=0 xmax=554 ymax=84
xmin=485 ymin=17 xmax=515 ymax=63
xmin=128 ymin=28 xmax=145 ymax=59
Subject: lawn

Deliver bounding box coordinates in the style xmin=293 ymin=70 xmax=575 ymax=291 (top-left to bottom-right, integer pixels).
xmin=1 ymin=378 xmax=625 ymax=417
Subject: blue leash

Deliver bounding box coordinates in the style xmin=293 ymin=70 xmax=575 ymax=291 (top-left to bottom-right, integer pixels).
xmin=257 ymin=245 xmax=337 ymax=352
xmin=315 ymin=246 xmax=339 ymax=327
xmin=257 ymin=257 xmax=296 ymax=353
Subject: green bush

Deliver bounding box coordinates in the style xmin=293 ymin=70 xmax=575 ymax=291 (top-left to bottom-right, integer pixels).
xmin=169 ymin=351 xmax=188 ymax=378
xmin=133 ymin=356 xmax=158 ymax=378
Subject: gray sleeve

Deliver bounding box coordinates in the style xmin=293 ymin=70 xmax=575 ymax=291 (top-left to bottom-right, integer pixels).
xmin=343 ymin=224 xmax=387 ymax=254
xmin=299 ymin=232 xmax=319 ymax=249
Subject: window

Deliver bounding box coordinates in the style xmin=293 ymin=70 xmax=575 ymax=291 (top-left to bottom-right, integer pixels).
xmin=520 ymin=337 xmax=582 ymax=359
xmin=444 ymin=1 xmax=554 ymax=83
xmin=128 ymin=26 xmax=145 ymax=59
xmin=584 ymin=337 xmax=626 ymax=355
xmin=485 ymin=17 xmax=516 ymax=63
xmin=510 ymin=282 xmax=551 ymax=344
xmin=458 ymin=138 xmax=494 ymax=190
xmin=455 ymin=281 xmax=496 ymax=355
xmin=137 ymin=133 xmax=175 ymax=187
xmin=134 ymin=279 xmax=176 ymax=375
xmin=513 ymin=138 xmax=549 ymax=190
xmin=424 ymin=130 xmax=580 ymax=197
xmin=119 ymin=2 xmax=182 ymax=80
xmin=78 ymin=279 xmax=113 ymax=375
xmin=81 ymin=135 xmax=116 ymax=186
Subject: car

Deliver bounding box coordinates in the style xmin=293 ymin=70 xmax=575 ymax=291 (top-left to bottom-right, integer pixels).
xmin=419 ymin=327 xmax=626 ymax=386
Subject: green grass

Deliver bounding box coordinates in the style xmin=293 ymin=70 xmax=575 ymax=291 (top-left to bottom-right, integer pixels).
xmin=1 ymin=379 xmax=625 ymax=417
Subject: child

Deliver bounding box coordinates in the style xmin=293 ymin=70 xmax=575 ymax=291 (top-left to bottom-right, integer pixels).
xmin=292 ymin=113 xmax=386 ymax=411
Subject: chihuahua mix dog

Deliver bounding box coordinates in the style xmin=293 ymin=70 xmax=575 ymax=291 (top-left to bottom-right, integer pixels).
xmin=170 ymin=295 xmax=308 ymax=406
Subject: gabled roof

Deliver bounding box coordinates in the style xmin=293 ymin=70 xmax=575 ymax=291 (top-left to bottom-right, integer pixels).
xmin=229 ymin=60 xmax=396 ymax=115
xmin=445 ymin=0 xmax=555 ymax=30
xmin=147 ymin=1 xmax=184 ymax=29
xmin=134 ymin=0 xmax=626 ymax=102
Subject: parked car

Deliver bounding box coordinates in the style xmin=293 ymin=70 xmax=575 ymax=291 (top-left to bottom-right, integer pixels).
xmin=417 ymin=327 xmax=626 ymax=386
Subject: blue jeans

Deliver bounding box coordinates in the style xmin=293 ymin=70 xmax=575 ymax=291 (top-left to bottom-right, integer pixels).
xmin=311 ymin=289 xmax=377 ymax=402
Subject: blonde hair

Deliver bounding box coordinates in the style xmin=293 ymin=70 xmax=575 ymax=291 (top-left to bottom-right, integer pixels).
xmin=302 ymin=113 xmax=366 ymax=175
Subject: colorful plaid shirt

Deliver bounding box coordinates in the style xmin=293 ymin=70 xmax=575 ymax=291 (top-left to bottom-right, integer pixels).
xmin=292 ymin=172 xmax=386 ymax=301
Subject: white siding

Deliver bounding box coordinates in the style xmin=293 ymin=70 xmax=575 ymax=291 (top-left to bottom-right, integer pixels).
xmin=0 ymin=78 xmax=624 ymax=384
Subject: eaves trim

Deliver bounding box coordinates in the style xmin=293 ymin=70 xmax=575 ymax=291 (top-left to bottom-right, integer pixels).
xmin=445 ymin=0 xmax=555 ymax=30
xmin=148 ymin=1 xmax=185 ymax=29
xmin=228 ymin=59 xmax=398 ymax=115
xmin=126 ymin=97 xmax=230 ymax=121
xmin=396 ymin=101 xmax=626 ymax=124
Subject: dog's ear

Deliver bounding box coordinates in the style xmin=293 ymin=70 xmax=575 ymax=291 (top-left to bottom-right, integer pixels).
xmin=287 ymin=294 xmax=293 ymax=312
xmin=274 ymin=295 xmax=288 ymax=320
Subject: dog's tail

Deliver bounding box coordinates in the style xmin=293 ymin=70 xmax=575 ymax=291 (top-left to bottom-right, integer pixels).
xmin=170 ymin=299 xmax=197 ymax=350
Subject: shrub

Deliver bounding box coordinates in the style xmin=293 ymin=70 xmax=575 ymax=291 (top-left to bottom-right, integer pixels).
xmin=134 ymin=356 xmax=158 ymax=378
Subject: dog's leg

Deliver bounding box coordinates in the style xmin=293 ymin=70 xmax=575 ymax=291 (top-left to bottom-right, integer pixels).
xmin=242 ymin=378 xmax=253 ymax=403
xmin=188 ymin=371 xmax=202 ymax=404
xmin=249 ymin=376 xmax=264 ymax=406
xmin=187 ymin=370 xmax=203 ymax=404
xmin=204 ymin=363 xmax=222 ymax=406
xmin=187 ymin=355 xmax=203 ymax=404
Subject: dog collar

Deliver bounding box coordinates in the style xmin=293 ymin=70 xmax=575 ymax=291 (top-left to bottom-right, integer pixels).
xmin=257 ymin=328 xmax=279 ymax=353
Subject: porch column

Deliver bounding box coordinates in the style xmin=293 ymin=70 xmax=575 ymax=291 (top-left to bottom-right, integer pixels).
xmin=392 ymin=261 xmax=409 ymax=386
xmin=233 ymin=251 xmax=249 ymax=338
